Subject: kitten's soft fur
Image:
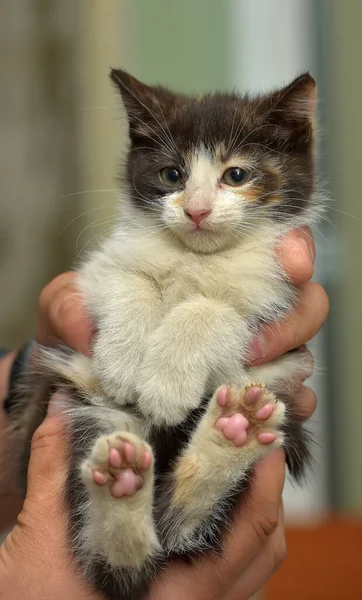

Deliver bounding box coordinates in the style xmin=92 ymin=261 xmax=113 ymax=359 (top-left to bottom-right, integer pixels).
xmin=7 ymin=69 xmax=321 ymax=599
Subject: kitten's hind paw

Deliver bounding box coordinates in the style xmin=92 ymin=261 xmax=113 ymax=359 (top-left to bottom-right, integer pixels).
xmin=81 ymin=432 xmax=153 ymax=498
xmin=212 ymin=382 xmax=285 ymax=450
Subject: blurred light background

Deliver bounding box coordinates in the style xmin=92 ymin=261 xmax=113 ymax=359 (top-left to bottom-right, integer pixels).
xmin=0 ymin=1 xmax=361 ymax=598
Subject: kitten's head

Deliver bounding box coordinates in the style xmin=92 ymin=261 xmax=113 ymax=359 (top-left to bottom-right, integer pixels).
xmin=111 ymin=69 xmax=317 ymax=253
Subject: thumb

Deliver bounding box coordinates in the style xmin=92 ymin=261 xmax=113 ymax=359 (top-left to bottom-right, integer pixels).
xmin=1 ymin=392 xmax=70 ymax=564
xmin=24 ymin=392 xmax=70 ymax=507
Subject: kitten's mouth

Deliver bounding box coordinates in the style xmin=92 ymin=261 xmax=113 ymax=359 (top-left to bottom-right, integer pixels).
xmin=187 ymin=222 xmax=212 ymax=234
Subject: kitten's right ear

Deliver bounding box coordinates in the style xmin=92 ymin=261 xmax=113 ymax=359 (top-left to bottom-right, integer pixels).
xmin=265 ymin=73 xmax=317 ymax=146
xmin=110 ymin=68 xmax=169 ymax=137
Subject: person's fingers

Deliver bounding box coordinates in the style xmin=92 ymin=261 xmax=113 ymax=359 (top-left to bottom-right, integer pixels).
xmin=277 ymin=226 xmax=315 ymax=284
xmin=294 ymin=385 xmax=317 ymax=421
xmin=223 ymin=504 xmax=285 ymax=600
xmin=150 ymin=450 xmax=285 ymax=600
xmin=37 ymin=272 xmax=93 ymax=355
xmin=249 ymin=282 xmax=329 ymax=365
xmin=216 ymin=450 xmax=285 ymax=586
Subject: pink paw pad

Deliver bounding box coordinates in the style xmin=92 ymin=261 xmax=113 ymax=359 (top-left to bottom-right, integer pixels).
xmin=245 ymin=386 xmax=262 ymax=405
xmin=217 ymin=386 xmax=229 ymax=407
xmin=93 ymin=470 xmax=108 ymax=485
xmin=255 ymin=403 xmax=274 ymax=421
xmin=215 ymin=387 xmax=249 ymax=447
xmin=258 ymin=432 xmax=277 ymax=444
xmin=111 ymin=468 xmax=143 ymax=498
xmin=92 ymin=440 xmax=152 ymax=498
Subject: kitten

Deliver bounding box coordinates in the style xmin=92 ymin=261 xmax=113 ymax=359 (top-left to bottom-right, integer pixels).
xmin=7 ymin=69 xmax=321 ymax=599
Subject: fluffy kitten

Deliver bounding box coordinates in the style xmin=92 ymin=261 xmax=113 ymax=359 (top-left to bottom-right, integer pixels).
xmin=7 ymin=69 xmax=321 ymax=599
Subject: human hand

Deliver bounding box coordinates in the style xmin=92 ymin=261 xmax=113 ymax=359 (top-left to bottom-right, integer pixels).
xmin=248 ymin=226 xmax=329 ymax=421
xmin=249 ymin=226 xmax=328 ymax=365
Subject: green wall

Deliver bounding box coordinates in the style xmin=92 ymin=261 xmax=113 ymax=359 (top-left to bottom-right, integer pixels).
xmin=122 ymin=0 xmax=232 ymax=92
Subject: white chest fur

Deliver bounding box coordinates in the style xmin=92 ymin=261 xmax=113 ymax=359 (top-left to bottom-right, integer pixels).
xmin=78 ymin=223 xmax=294 ymax=425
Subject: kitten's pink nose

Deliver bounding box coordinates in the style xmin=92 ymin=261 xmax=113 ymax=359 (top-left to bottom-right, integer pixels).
xmin=184 ymin=208 xmax=211 ymax=226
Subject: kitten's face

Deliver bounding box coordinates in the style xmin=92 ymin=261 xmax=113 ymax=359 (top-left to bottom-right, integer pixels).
xmin=111 ymin=70 xmax=317 ymax=253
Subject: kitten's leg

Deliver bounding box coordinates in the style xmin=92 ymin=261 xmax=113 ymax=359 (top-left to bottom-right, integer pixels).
xmin=159 ymin=383 xmax=285 ymax=553
xmin=89 ymin=274 xmax=163 ymax=403
xmin=136 ymin=297 xmax=250 ymax=425
xmin=80 ymin=431 xmax=159 ymax=567
xmin=67 ymin=406 xmax=161 ymax=590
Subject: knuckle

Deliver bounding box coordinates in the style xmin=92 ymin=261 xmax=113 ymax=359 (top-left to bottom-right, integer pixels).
xmin=252 ymin=504 xmax=280 ymax=541
xmin=30 ymin=424 xmax=50 ymax=453
xmin=298 ymin=386 xmax=317 ymax=420
xmin=30 ymin=416 xmax=60 ymax=453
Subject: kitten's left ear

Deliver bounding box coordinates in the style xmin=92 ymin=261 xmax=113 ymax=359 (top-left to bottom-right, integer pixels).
xmin=110 ymin=68 xmax=174 ymax=138
xmin=266 ymin=73 xmax=317 ymax=144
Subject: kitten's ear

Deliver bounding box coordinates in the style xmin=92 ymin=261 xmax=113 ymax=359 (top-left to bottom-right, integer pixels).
xmin=110 ymin=68 xmax=171 ymax=138
xmin=265 ymin=73 xmax=317 ymax=145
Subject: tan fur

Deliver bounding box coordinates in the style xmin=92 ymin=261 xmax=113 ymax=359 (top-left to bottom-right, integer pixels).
xmin=172 ymin=455 xmax=200 ymax=507
xmin=171 ymin=190 xmax=185 ymax=208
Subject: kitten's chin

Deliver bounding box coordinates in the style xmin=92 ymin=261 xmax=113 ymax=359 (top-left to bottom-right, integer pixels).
xmin=173 ymin=228 xmax=234 ymax=254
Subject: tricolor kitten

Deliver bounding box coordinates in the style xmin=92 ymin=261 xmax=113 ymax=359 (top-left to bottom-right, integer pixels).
xmin=8 ymin=70 xmax=321 ymax=599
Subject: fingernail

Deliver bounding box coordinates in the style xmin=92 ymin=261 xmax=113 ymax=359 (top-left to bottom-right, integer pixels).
xmin=297 ymin=236 xmax=315 ymax=264
xmin=249 ymin=334 xmax=268 ymax=362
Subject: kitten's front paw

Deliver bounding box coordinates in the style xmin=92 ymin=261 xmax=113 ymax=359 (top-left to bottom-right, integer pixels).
xmin=81 ymin=432 xmax=153 ymax=498
xmin=212 ymin=382 xmax=285 ymax=450
xmin=136 ymin=379 xmax=204 ymax=426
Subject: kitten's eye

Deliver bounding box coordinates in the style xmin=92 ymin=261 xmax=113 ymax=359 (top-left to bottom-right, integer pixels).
xmin=160 ymin=167 xmax=182 ymax=187
xmin=222 ymin=167 xmax=248 ymax=187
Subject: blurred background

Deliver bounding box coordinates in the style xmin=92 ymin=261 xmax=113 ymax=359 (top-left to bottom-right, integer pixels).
xmin=0 ymin=1 xmax=361 ymax=598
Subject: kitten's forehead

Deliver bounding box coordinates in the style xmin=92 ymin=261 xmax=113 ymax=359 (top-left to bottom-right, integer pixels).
xmin=167 ymin=95 xmax=255 ymax=156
